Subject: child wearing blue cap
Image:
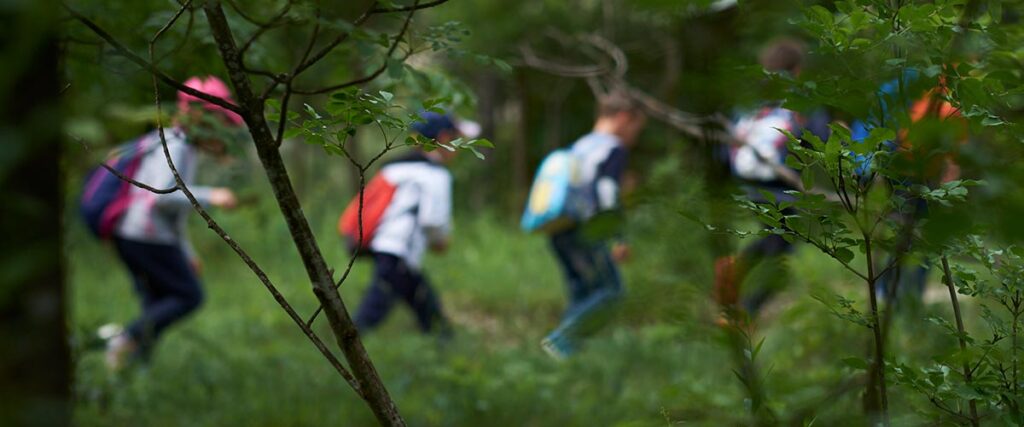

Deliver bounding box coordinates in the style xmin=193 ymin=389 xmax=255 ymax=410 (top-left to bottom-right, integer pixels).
xmin=350 ymin=112 xmax=477 ymax=335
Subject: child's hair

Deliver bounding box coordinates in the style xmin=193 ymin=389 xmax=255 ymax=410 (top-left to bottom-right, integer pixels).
xmin=596 ymin=90 xmax=640 ymax=118
xmin=758 ymin=38 xmax=806 ymax=74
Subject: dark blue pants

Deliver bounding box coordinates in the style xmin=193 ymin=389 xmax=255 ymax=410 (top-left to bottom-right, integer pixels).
xmin=113 ymin=238 xmax=204 ymax=353
xmin=876 ymin=196 xmax=930 ymax=302
xmin=735 ymin=192 xmax=797 ymax=313
xmin=354 ymin=253 xmax=447 ymax=334
xmin=546 ymin=228 xmax=623 ymax=351
xmin=740 ymin=233 xmax=794 ymax=313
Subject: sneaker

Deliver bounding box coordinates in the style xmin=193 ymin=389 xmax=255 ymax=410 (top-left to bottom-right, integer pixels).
xmin=97 ymin=323 xmax=123 ymax=341
xmin=104 ymin=333 xmax=137 ymax=372
xmin=541 ymin=337 xmax=573 ymax=361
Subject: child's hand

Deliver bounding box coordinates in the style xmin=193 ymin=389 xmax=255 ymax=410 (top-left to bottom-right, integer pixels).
xmin=611 ymin=242 xmax=631 ymax=263
xmin=429 ymin=239 xmax=450 ymax=254
xmin=209 ymin=188 xmax=238 ymax=209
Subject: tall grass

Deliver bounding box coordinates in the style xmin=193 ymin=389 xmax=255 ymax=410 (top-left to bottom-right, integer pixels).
xmin=68 ymin=154 xmax=972 ymax=426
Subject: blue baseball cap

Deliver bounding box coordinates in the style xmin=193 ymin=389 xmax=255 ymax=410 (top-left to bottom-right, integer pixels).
xmin=411 ymin=111 xmax=457 ymax=139
xmin=411 ymin=111 xmax=480 ymax=140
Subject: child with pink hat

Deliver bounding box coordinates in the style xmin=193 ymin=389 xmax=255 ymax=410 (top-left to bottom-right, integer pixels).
xmin=101 ymin=76 xmax=244 ymax=370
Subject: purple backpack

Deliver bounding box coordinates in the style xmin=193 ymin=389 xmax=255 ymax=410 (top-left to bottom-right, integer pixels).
xmin=79 ymin=137 xmax=154 ymax=239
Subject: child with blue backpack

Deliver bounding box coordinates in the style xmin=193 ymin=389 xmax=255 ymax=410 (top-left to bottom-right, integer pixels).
xmin=524 ymin=91 xmax=646 ymax=359
xmin=90 ymin=76 xmax=243 ymax=370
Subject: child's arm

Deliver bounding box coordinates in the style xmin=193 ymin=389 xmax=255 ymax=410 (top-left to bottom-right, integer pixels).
xmin=419 ymin=170 xmax=453 ymax=253
xmin=595 ymin=146 xmax=628 ymax=212
xmin=152 ymin=141 xmax=215 ymax=211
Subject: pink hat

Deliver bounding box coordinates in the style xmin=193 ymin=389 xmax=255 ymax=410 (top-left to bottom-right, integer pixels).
xmin=177 ymin=75 xmax=244 ymax=126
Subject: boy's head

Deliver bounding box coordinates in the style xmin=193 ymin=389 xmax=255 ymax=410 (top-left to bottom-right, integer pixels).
xmin=176 ymin=76 xmax=244 ymax=157
xmin=594 ymin=90 xmax=646 ymax=147
xmin=411 ymin=111 xmax=480 ymax=163
xmin=758 ymin=38 xmax=806 ymax=76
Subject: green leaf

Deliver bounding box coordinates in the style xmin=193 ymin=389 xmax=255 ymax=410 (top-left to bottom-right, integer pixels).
xmin=981 ymin=115 xmax=1006 ymax=127
xmin=282 ymin=127 xmax=304 ymax=140
xmin=469 ymin=138 xmax=494 ymax=149
xmin=835 ymin=247 xmax=855 ymax=264
xmin=386 ymin=58 xmax=405 ymax=80
xmin=304 ymin=103 xmax=322 ymax=119
xmin=808 ymin=5 xmax=834 ymax=27
xmin=841 ymin=357 xmax=869 ymax=370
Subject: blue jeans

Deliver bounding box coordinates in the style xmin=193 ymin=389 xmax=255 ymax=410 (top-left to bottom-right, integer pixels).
xmin=114 ymin=238 xmax=204 ymax=354
xmin=546 ymin=229 xmax=623 ymax=351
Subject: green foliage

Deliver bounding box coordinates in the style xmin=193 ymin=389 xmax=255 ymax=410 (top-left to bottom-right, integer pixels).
xmin=886 ymin=239 xmax=1024 ymax=424
xmin=60 ymin=0 xmax=1024 ymax=425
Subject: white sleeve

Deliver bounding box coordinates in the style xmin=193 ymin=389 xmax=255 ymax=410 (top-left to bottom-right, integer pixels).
xmin=595 ymin=176 xmax=620 ymax=211
xmin=152 ymin=140 xmax=213 ymax=212
xmin=418 ymin=169 xmax=452 ymax=243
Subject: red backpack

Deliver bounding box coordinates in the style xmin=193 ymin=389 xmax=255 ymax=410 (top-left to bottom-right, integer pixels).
xmin=337 ymin=174 xmax=399 ymax=251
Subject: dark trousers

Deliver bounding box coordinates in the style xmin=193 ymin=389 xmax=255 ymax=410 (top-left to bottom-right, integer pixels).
xmin=739 ymin=233 xmax=794 ymax=313
xmin=736 ymin=197 xmax=797 ymax=313
xmin=876 ymin=196 xmax=930 ymax=302
xmin=545 ymin=228 xmax=623 ymax=350
xmin=113 ymin=238 xmax=204 ymax=353
xmin=354 ymin=253 xmax=447 ymax=334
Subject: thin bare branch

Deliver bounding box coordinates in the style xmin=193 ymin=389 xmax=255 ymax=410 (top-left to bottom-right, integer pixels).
xmin=74 ymin=136 xmax=179 ymax=194
xmin=372 ymin=0 xmax=450 ymax=13
xmin=303 ymin=130 xmax=399 ymax=325
xmin=156 ymin=6 xmax=195 ymax=64
xmin=293 ymin=0 xmax=418 ymax=95
xmin=236 ymin=0 xmax=295 ymax=63
xmin=517 ymin=44 xmax=611 ymax=78
xmin=293 ymin=1 xmax=378 ymax=78
xmin=224 ymin=0 xmax=274 ymax=26
xmin=274 ymin=87 xmax=292 ymax=145
xmin=146 ymin=2 xmax=362 ymax=391
xmin=199 ymin=3 xmax=405 ymax=423
xmin=274 ymin=0 xmax=320 ymax=144
xmin=64 ymin=5 xmax=243 ymax=114
xmin=942 ymin=256 xmax=981 ymax=426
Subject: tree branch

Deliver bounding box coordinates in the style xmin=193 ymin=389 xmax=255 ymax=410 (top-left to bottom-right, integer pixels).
xmin=306 ymin=131 xmax=402 ymax=326
xmin=144 ymin=0 xmax=362 ymax=392
xmin=372 ymin=0 xmax=450 ymax=13
xmin=293 ymin=0 xmax=418 ymax=95
xmin=236 ymin=0 xmax=295 ymax=66
xmin=942 ymin=256 xmax=981 ymax=426
xmin=73 ymin=136 xmax=179 ymax=194
xmin=292 ymin=1 xmax=378 ymax=78
xmin=199 ymin=2 xmax=405 ymax=424
xmin=64 ymin=5 xmax=243 ymax=114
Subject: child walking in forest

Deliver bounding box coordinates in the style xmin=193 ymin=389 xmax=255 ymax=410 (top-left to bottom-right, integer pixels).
xmin=99 ymin=76 xmax=243 ymax=370
xmin=712 ymin=39 xmax=830 ymax=321
xmin=850 ymin=69 xmax=968 ymax=304
xmin=345 ymin=112 xmax=477 ymax=336
xmin=533 ymin=91 xmax=647 ymax=359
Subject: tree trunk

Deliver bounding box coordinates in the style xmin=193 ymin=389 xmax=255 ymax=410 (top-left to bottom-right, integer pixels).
xmin=201 ymin=2 xmax=404 ymax=425
xmin=0 ymin=6 xmax=70 ymax=425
